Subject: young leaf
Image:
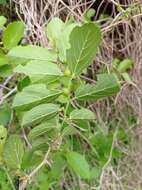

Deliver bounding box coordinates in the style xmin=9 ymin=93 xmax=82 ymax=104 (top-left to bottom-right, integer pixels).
xmin=47 ymin=17 xmax=64 ymax=47
xmin=66 ymin=151 xmax=91 ymax=179
xmin=3 ymin=135 xmax=24 ymax=169
xmin=14 ymin=60 xmax=63 ymax=77
xmin=2 ymin=21 xmax=24 ymax=49
xmin=13 ymin=84 xmax=62 ymax=111
xmin=76 ymin=74 xmax=120 ymax=101
xmin=21 ymin=103 xmax=60 ymax=127
xmin=67 ymin=23 xmax=101 ymax=75
xmin=8 ymin=45 xmax=57 ymax=62
xmin=70 ymin=108 xmax=95 ymax=121
xmin=58 ymin=23 xmax=77 ymax=62
xmin=117 ymin=59 xmax=133 ymax=73
xmin=47 ymin=17 xmax=77 ymax=62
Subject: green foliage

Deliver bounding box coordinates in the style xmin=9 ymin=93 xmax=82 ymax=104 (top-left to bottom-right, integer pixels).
xmin=70 ymin=108 xmax=95 ymax=121
xmin=21 ymin=103 xmax=60 ymax=127
xmin=76 ymin=74 xmax=120 ymax=100
xmin=0 ymin=103 xmax=11 ymax=126
xmin=0 ymin=169 xmax=11 ymax=190
xmin=0 ymin=16 xmax=7 ymax=28
xmin=2 ymin=21 xmax=24 ymax=50
xmin=14 ymin=60 xmax=63 ymax=77
xmin=112 ymin=58 xmax=133 ymax=84
xmin=67 ymin=23 xmax=101 ymax=75
xmin=0 ymin=0 xmax=7 ymax=5
xmin=117 ymin=59 xmax=133 ymax=73
xmin=0 ymin=17 xmax=122 ymax=189
xmin=66 ymin=151 xmax=91 ymax=179
xmin=13 ymin=84 xmax=62 ymax=111
xmin=46 ymin=17 xmax=77 ymax=62
xmin=8 ymin=45 xmax=57 ymax=62
xmin=3 ymin=135 xmax=24 ymax=169
xmin=0 ymin=125 xmax=7 ymax=163
xmin=84 ymin=8 xmax=96 ymax=22
xmin=28 ymin=119 xmax=58 ymax=140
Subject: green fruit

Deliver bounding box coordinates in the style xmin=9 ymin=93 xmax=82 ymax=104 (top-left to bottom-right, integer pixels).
xmin=64 ymin=69 xmax=71 ymax=77
xmin=63 ymin=88 xmax=70 ymax=96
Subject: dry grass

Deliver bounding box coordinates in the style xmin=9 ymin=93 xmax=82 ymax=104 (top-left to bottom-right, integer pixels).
xmin=12 ymin=0 xmax=94 ymax=45
xmin=11 ymin=0 xmax=142 ymax=189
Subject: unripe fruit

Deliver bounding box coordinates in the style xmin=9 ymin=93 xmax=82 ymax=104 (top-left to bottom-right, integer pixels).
xmin=63 ymin=88 xmax=70 ymax=96
xmin=64 ymin=69 xmax=71 ymax=77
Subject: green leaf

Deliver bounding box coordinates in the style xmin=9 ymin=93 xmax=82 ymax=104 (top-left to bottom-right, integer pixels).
xmin=0 ymin=0 xmax=7 ymax=5
xmin=2 ymin=21 xmax=24 ymax=49
xmin=28 ymin=119 xmax=58 ymax=140
xmin=0 ymin=168 xmax=11 ymax=189
xmin=63 ymin=126 xmax=78 ymax=136
xmin=58 ymin=23 xmax=77 ymax=62
xmin=50 ymin=152 xmax=65 ymax=180
xmin=0 ymin=64 xmax=13 ymax=77
xmin=89 ymin=132 xmax=113 ymax=164
xmin=21 ymin=103 xmax=60 ymax=127
xmin=70 ymin=108 xmax=95 ymax=121
xmin=47 ymin=17 xmax=77 ymax=62
xmin=0 ymin=55 xmax=9 ymax=67
xmin=121 ymin=72 xmax=133 ymax=84
xmin=3 ymin=135 xmax=24 ymax=169
xmin=47 ymin=17 xmax=64 ymax=47
xmin=0 ymin=103 xmax=11 ymax=125
xmin=67 ymin=23 xmax=101 ymax=75
xmin=76 ymin=74 xmax=120 ymax=101
xmin=31 ymin=137 xmax=49 ymax=152
xmin=66 ymin=151 xmax=90 ymax=179
xmin=13 ymin=84 xmax=62 ymax=111
xmin=8 ymin=45 xmax=57 ymax=62
xmin=17 ymin=76 xmax=31 ymax=91
xmin=14 ymin=60 xmax=63 ymax=77
xmin=0 ymin=16 xmax=7 ymax=28
xmin=21 ymin=150 xmax=42 ymax=169
xmin=117 ymin=59 xmax=133 ymax=73
xmin=0 ymin=125 xmax=7 ymax=160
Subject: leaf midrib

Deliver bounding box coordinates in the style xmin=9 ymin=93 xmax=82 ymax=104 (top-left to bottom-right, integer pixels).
xmin=73 ymin=30 xmax=90 ymax=74
xmin=77 ymin=84 xmax=119 ymax=99
xmin=23 ymin=109 xmax=58 ymax=127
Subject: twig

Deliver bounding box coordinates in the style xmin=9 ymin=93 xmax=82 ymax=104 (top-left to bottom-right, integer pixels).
xmin=19 ymin=147 xmax=51 ymax=190
xmin=0 ymin=87 xmax=17 ymax=105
